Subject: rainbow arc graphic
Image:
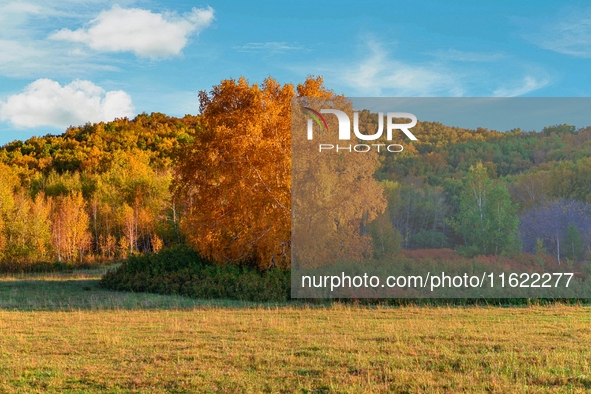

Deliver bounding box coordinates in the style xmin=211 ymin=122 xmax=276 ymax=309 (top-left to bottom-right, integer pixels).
xmin=302 ymin=107 xmax=328 ymax=132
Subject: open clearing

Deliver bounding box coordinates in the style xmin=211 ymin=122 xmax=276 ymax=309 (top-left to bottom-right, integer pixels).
xmin=1 ymin=269 xmax=591 ymax=393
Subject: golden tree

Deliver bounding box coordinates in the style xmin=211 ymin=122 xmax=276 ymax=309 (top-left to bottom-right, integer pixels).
xmin=174 ymin=77 xmax=295 ymax=267
xmin=174 ymin=76 xmax=387 ymax=269
xmin=290 ymin=97 xmax=387 ymax=268
xmin=29 ymin=192 xmax=53 ymax=260
xmin=0 ymin=217 xmax=5 ymax=259
xmin=0 ymin=163 xmax=17 ymax=260
xmin=120 ymin=203 xmax=136 ymax=255
xmin=51 ymin=192 xmax=91 ymax=262
xmin=0 ymin=164 xmax=52 ymax=262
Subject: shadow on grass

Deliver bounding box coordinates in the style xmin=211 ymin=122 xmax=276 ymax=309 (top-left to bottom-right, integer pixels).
xmin=0 ymin=269 xmax=289 ymax=311
xmin=4 ymin=268 xmax=583 ymax=311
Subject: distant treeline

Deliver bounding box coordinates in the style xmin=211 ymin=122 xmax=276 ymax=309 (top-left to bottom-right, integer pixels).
xmin=1 ymin=77 xmax=591 ymax=270
xmin=0 ymin=113 xmax=196 ymax=270
xmin=370 ymin=120 xmax=591 ymax=262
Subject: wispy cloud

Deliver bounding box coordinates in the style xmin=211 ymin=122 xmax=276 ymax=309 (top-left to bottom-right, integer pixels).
xmin=0 ymin=79 xmax=134 ymax=129
xmin=429 ymin=48 xmax=506 ymax=62
xmin=0 ymin=2 xmax=117 ymax=78
xmin=0 ymin=2 xmax=43 ymax=28
xmin=50 ymin=5 xmax=215 ymax=58
xmin=330 ymin=40 xmax=463 ymax=96
xmin=521 ymin=8 xmax=591 ymax=58
xmin=234 ymin=41 xmax=304 ymax=53
xmin=493 ymin=76 xmax=549 ymax=97
xmin=0 ymin=38 xmax=120 ymax=78
xmin=294 ymin=37 xmax=552 ymax=97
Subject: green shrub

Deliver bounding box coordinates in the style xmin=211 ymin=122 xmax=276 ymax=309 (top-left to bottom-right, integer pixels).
xmin=99 ymin=246 xmax=290 ymax=302
xmin=100 ymin=246 xmax=589 ymax=306
xmin=0 ymin=259 xmax=102 ymax=274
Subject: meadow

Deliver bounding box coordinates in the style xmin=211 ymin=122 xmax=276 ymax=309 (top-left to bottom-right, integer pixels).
xmin=0 ymin=269 xmax=590 ymax=393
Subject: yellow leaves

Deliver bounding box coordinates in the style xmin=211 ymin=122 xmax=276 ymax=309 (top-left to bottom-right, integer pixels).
xmin=30 ymin=192 xmax=52 ymax=259
xmin=151 ymin=234 xmax=163 ymax=253
xmin=119 ymin=204 xmax=135 ymax=255
xmin=0 ymin=163 xmax=17 ymax=213
xmin=0 ymin=217 xmax=5 ymax=257
xmin=51 ymin=192 xmax=91 ymax=262
xmin=290 ymin=99 xmax=387 ymax=268
xmin=296 ymin=76 xmax=333 ymax=98
xmin=174 ymin=76 xmax=335 ymax=268
xmin=80 ymin=145 xmax=103 ymax=172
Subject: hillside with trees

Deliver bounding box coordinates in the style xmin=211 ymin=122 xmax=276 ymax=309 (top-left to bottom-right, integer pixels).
xmin=1 ymin=77 xmax=591 ymax=272
xmin=0 ymin=113 xmax=197 ymax=269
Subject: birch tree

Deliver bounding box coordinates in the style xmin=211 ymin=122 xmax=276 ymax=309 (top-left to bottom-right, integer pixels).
xmin=451 ymin=163 xmax=520 ymax=256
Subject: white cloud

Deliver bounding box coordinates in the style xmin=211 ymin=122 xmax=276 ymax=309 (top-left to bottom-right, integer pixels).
xmin=0 ymin=39 xmax=44 ymax=64
xmin=0 ymin=2 xmax=123 ymax=78
xmin=49 ymin=5 xmax=215 ymax=58
xmin=0 ymin=79 xmax=135 ymax=128
xmin=336 ymin=40 xmax=463 ymax=96
xmin=521 ymin=8 xmax=591 ymax=58
xmin=234 ymin=42 xmax=303 ymax=52
xmin=0 ymin=2 xmax=42 ymax=27
xmin=493 ymin=76 xmax=549 ymax=97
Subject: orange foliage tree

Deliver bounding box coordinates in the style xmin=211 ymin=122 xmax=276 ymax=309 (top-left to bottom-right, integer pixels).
xmin=0 ymin=163 xmax=17 ymax=260
xmin=290 ymin=96 xmax=387 ymax=268
xmin=174 ymin=77 xmax=295 ymax=268
xmin=174 ymin=76 xmax=388 ymax=268
xmin=173 ymin=77 xmax=341 ymax=268
xmin=51 ymin=192 xmax=91 ymax=262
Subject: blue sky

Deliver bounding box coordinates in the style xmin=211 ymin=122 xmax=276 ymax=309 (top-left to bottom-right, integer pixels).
xmin=1 ymin=0 xmax=591 ymax=144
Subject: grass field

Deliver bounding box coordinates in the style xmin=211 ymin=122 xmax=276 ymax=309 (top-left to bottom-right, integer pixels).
xmin=1 ymin=269 xmax=591 ymax=393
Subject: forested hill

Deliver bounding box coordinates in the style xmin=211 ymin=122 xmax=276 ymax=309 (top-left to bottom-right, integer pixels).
xmin=1 ymin=110 xmax=590 ymax=268
xmin=375 ymin=121 xmax=591 ymax=208
xmin=374 ymin=119 xmax=591 ymax=186
xmin=372 ymin=121 xmax=591 ymax=259
xmin=0 ymin=112 xmax=198 ymax=174
xmin=0 ymin=112 xmax=198 ymax=269
xmin=4 ymin=114 xmax=589 ymax=185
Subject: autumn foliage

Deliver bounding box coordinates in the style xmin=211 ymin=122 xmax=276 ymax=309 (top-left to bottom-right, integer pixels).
xmin=2 ymin=78 xmax=591 ymax=271
xmin=291 ymin=97 xmax=388 ymax=268
xmin=0 ymin=114 xmax=193 ymax=269
xmin=173 ymin=76 xmax=343 ymax=268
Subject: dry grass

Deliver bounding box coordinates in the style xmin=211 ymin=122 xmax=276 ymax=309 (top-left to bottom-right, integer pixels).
xmin=1 ymin=270 xmax=591 ymax=392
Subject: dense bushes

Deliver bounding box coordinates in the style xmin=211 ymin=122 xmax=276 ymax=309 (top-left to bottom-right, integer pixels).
xmin=100 ymin=247 xmax=590 ymax=304
xmin=0 ymin=259 xmax=102 ymax=274
xmin=99 ymin=247 xmax=291 ymax=302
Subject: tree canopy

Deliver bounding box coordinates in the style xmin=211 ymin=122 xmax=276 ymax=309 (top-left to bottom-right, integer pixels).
xmin=1 ymin=76 xmax=591 ymax=268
